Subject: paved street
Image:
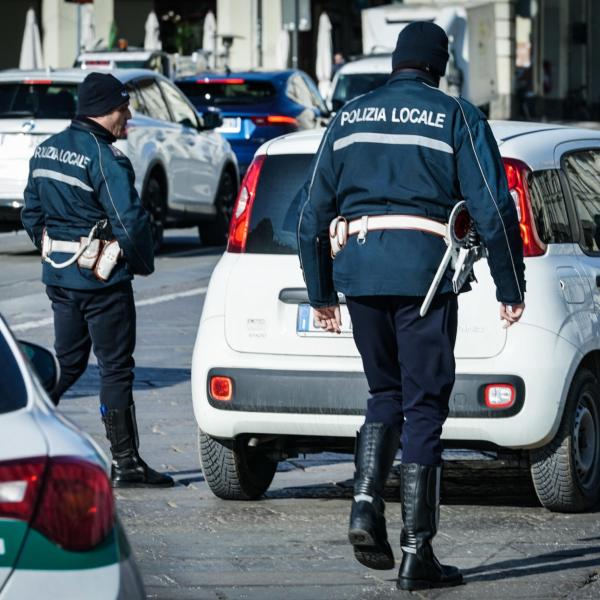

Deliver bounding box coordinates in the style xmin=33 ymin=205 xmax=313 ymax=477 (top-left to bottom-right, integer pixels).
xmin=1 ymin=229 xmax=599 ymax=600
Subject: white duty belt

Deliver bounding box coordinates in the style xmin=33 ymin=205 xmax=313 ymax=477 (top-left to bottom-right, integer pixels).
xmin=328 ymin=202 xmax=486 ymax=317
xmin=41 ymin=220 xmax=122 ymax=282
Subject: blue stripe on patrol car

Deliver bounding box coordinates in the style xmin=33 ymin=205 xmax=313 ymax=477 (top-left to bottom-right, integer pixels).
xmin=332 ymin=132 xmax=454 ymax=154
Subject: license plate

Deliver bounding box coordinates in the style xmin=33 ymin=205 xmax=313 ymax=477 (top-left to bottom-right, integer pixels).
xmin=296 ymin=303 xmax=353 ymax=337
xmin=217 ymin=117 xmax=241 ymax=133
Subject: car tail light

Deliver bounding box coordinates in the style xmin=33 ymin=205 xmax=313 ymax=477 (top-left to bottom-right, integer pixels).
xmin=197 ymin=78 xmax=245 ymax=84
xmin=502 ymin=158 xmax=546 ymax=257
xmin=0 ymin=456 xmax=114 ymax=552
xmin=23 ymin=79 xmax=52 ymax=85
xmin=227 ymin=154 xmax=266 ymax=253
xmin=484 ymin=384 xmax=516 ymax=409
xmin=250 ymin=115 xmax=299 ymax=127
xmin=210 ymin=376 xmax=234 ymax=401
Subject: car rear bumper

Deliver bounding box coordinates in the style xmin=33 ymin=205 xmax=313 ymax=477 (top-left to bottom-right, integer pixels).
xmin=192 ymin=316 xmax=579 ymax=449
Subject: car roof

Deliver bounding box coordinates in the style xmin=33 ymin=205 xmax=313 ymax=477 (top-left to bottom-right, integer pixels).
xmin=259 ymin=120 xmax=600 ymax=170
xmin=0 ymin=68 xmax=165 ymax=84
xmin=176 ymin=70 xmax=296 ymax=83
xmin=77 ymin=50 xmax=160 ymax=60
xmin=336 ymin=55 xmax=392 ymax=75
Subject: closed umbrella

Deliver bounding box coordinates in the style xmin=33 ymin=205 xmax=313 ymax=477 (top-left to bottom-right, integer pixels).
xmin=276 ymin=28 xmax=290 ymax=69
xmin=144 ymin=11 xmax=162 ymax=51
xmin=19 ymin=8 xmax=44 ymax=70
xmin=203 ymin=11 xmax=217 ymax=69
xmin=315 ymin=12 xmax=333 ymax=97
xmin=80 ymin=4 xmax=96 ymax=52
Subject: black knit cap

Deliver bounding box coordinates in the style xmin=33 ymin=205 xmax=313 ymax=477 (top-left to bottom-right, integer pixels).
xmin=391 ymin=21 xmax=449 ymax=77
xmin=77 ymin=72 xmax=130 ymax=117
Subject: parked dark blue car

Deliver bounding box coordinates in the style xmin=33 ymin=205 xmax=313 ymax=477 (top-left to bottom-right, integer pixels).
xmin=176 ymin=70 xmax=328 ymax=174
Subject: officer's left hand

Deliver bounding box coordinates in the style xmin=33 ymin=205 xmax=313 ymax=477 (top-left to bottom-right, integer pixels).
xmin=314 ymin=305 xmax=342 ymax=334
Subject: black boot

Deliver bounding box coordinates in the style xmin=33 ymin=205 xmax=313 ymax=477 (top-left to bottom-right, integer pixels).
xmin=397 ymin=463 xmax=462 ymax=590
xmin=348 ymin=422 xmax=400 ymax=570
xmin=102 ymin=405 xmax=174 ymax=488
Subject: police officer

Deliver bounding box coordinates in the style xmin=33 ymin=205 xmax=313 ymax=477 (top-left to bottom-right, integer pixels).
xmin=297 ymin=23 xmax=525 ymax=590
xmin=22 ymin=72 xmax=173 ymax=488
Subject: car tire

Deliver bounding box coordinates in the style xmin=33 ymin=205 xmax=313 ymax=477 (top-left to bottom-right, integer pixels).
xmin=198 ymin=169 xmax=237 ymax=246
xmin=530 ymin=368 xmax=600 ymax=512
xmin=198 ymin=430 xmax=277 ymax=500
xmin=142 ymin=176 xmax=165 ymax=252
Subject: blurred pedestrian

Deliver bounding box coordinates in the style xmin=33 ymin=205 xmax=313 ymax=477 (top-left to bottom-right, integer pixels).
xmin=332 ymin=52 xmax=345 ymax=77
xmin=21 ymin=72 xmax=173 ymax=489
xmin=297 ymin=21 xmax=525 ymax=590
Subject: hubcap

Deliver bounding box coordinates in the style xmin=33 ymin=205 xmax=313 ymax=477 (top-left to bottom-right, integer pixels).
xmin=573 ymin=392 xmax=599 ymax=488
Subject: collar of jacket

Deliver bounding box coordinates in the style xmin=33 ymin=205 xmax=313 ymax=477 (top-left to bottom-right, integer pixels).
xmin=70 ymin=117 xmax=117 ymax=144
xmin=387 ymin=69 xmax=439 ymax=87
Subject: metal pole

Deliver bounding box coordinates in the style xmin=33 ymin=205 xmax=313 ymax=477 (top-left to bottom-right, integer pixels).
xmin=76 ymin=4 xmax=81 ymax=58
xmin=292 ymin=0 xmax=299 ymax=68
xmin=257 ymin=0 xmax=263 ymax=68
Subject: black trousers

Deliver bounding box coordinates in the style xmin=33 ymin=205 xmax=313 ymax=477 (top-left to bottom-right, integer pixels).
xmin=346 ymin=294 xmax=458 ymax=465
xmin=46 ymin=281 xmax=136 ymax=411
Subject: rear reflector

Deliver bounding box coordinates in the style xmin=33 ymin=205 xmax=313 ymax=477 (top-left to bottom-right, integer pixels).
xmin=484 ymin=384 xmax=516 ymax=409
xmin=227 ymin=154 xmax=266 ymax=253
xmin=210 ymin=376 xmax=233 ymax=401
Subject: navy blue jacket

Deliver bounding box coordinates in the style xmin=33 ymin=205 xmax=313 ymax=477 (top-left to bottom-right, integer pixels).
xmin=297 ymin=71 xmax=526 ymax=307
xmin=21 ymin=118 xmax=154 ymax=290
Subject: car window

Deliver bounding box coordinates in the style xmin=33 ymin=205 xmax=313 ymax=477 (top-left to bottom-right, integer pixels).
xmin=136 ymin=78 xmax=171 ymax=122
xmin=286 ymin=75 xmax=314 ymax=108
xmin=527 ymin=170 xmax=573 ymax=244
xmin=0 ymin=82 xmax=77 ymax=119
xmin=246 ymin=154 xmax=314 ymax=254
xmin=0 ymin=331 xmax=27 ymax=414
xmin=125 ymin=82 xmax=148 ymax=116
xmin=563 ymin=150 xmax=600 ymax=253
xmin=176 ymin=80 xmax=276 ymax=107
xmin=331 ymin=73 xmax=389 ymax=110
xmin=158 ymin=80 xmax=198 ymax=127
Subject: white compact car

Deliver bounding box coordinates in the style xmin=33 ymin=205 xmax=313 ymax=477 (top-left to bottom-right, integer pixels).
xmin=0 ymin=69 xmax=238 ymax=246
xmin=0 ymin=316 xmax=144 ymax=599
xmin=192 ymin=123 xmax=600 ymax=513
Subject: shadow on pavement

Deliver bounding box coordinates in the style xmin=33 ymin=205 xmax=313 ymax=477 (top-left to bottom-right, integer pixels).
xmin=63 ymin=364 xmax=190 ymax=398
xmin=462 ymin=545 xmax=600 ymax=583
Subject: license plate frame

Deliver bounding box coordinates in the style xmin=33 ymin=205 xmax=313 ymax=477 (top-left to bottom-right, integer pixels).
xmin=216 ymin=117 xmax=241 ymax=133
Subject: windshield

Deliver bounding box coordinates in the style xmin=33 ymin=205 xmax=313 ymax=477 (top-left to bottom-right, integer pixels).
xmin=177 ymin=81 xmax=276 ymax=107
xmin=0 ymin=82 xmax=78 ymax=119
xmin=0 ymin=330 xmax=27 ymax=414
xmin=331 ymin=73 xmax=389 ymax=111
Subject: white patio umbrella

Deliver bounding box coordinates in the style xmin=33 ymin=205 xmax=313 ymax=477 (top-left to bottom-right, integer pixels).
xmin=202 ymin=11 xmax=217 ymax=69
xmin=144 ymin=11 xmax=162 ymax=51
xmin=315 ymin=12 xmax=333 ymax=97
xmin=80 ymin=4 xmax=96 ymax=52
xmin=276 ymin=28 xmax=290 ymax=69
xmin=19 ymin=8 xmax=44 ymax=70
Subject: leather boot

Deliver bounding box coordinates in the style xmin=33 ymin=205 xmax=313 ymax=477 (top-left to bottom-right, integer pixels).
xmin=348 ymin=422 xmax=400 ymax=570
xmin=102 ymin=405 xmax=174 ymax=488
xmin=397 ymin=463 xmax=462 ymax=590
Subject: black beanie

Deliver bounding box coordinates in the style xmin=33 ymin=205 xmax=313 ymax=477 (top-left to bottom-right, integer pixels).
xmin=77 ymin=72 xmax=130 ymax=117
xmin=391 ymin=22 xmax=449 ymax=77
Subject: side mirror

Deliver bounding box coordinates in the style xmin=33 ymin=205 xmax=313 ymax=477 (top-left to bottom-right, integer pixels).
xmin=19 ymin=341 xmax=60 ymax=395
xmin=199 ymin=107 xmax=224 ymax=131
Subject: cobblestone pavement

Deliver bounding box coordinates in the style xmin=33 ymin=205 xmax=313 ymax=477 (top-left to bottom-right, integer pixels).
xmin=1 ymin=229 xmax=599 ymax=600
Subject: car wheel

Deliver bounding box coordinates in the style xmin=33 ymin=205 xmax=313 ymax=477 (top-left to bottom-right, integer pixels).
xmin=198 ymin=169 xmax=237 ymax=246
xmin=198 ymin=430 xmax=277 ymax=500
xmin=142 ymin=176 xmax=165 ymax=252
xmin=530 ymin=368 xmax=600 ymax=512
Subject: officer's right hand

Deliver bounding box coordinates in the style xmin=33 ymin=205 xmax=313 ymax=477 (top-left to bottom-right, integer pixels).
xmin=313 ymin=305 xmax=342 ymax=334
xmin=500 ymin=303 xmax=525 ymax=328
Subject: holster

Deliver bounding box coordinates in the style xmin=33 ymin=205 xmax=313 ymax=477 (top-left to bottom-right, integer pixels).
xmin=94 ymin=240 xmax=121 ymax=282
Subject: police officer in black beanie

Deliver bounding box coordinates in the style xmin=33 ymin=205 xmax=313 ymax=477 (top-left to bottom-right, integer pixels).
xmin=298 ymin=21 xmax=525 ymax=590
xmin=22 ymin=72 xmax=174 ymax=488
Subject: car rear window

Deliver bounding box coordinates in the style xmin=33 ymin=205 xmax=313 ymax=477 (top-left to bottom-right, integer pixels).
xmin=0 ymin=332 xmax=27 ymax=414
xmin=0 ymin=82 xmax=78 ymax=119
xmin=177 ymin=80 xmax=276 ymax=106
xmin=331 ymin=73 xmax=389 ymax=110
xmin=246 ymin=154 xmax=314 ymax=254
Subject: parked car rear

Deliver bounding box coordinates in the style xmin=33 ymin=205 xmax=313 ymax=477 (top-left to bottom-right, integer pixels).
xmin=192 ymin=123 xmax=600 ymax=513
xmin=176 ymin=70 xmax=328 ymax=174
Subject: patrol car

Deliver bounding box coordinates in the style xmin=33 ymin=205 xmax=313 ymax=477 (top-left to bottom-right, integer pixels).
xmin=0 ymin=69 xmax=238 ymax=246
xmin=192 ymin=123 xmax=600 ymax=513
xmin=0 ymin=316 xmax=144 ymax=599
